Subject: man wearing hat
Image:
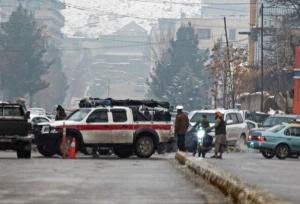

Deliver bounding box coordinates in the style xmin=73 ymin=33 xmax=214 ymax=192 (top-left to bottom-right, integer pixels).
xmin=174 ymin=105 xmax=189 ymax=152
xmin=208 ymin=111 xmax=227 ymax=159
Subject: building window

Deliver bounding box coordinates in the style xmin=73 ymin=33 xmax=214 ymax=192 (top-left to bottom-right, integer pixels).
xmin=197 ymin=29 xmax=211 ymax=40
xmin=229 ymin=29 xmax=236 ymax=40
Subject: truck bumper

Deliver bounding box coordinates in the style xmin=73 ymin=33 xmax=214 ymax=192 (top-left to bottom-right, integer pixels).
xmin=0 ymin=134 xmax=33 ymax=142
xmin=0 ymin=135 xmax=33 ymax=150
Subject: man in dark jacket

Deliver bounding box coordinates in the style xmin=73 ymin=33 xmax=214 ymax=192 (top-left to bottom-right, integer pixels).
xmin=208 ymin=111 xmax=226 ymax=159
xmin=175 ymin=105 xmax=189 ymax=152
xmin=55 ymin=105 xmax=67 ymax=121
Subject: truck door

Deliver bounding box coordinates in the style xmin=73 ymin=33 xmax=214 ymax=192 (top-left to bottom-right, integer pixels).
xmin=83 ymin=109 xmax=111 ymax=144
xmin=111 ymin=108 xmax=132 ymax=143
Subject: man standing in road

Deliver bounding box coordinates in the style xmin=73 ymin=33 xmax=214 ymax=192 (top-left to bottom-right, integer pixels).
xmin=208 ymin=111 xmax=226 ymax=159
xmin=175 ymin=105 xmax=189 ymax=152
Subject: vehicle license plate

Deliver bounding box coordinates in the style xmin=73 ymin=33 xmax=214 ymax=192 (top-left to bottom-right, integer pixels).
xmin=0 ymin=138 xmax=12 ymax=142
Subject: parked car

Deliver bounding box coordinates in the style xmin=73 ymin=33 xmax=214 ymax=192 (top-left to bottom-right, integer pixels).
xmin=249 ymin=114 xmax=299 ymax=135
xmin=248 ymin=121 xmax=300 ymax=159
xmin=188 ymin=109 xmax=249 ymax=146
xmin=240 ymin=111 xmax=269 ymax=130
xmin=0 ymin=103 xmax=33 ymax=158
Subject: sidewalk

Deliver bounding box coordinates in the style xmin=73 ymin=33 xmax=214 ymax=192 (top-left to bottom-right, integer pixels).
xmin=186 ymin=151 xmax=300 ymax=203
xmin=175 ymin=151 xmax=290 ymax=204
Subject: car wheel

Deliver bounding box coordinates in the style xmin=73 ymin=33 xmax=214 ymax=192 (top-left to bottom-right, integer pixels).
xmin=275 ymin=144 xmax=289 ymax=160
xmin=261 ymin=150 xmax=275 ymax=159
xmin=135 ymin=136 xmax=155 ymax=158
xmin=114 ymin=146 xmax=133 ymax=158
xmin=37 ymin=145 xmax=56 ymax=157
xmin=17 ymin=143 xmax=31 ymax=159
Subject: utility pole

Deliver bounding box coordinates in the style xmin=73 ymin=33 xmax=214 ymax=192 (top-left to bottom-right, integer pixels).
xmin=260 ymin=3 xmax=264 ymax=112
xmin=224 ymin=17 xmax=234 ymax=108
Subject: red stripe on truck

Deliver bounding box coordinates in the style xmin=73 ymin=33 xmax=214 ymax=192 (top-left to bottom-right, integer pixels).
xmin=58 ymin=124 xmax=172 ymax=131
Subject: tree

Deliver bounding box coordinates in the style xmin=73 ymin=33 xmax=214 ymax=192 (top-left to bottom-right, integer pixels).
xmin=0 ymin=5 xmax=49 ymax=104
xmin=148 ymin=23 xmax=209 ymax=110
xmin=207 ymin=39 xmax=249 ymax=108
xmin=33 ymin=45 xmax=68 ymax=110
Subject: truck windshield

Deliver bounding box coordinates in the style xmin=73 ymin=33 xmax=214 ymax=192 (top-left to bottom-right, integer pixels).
xmin=190 ymin=113 xmax=215 ymax=123
xmin=0 ymin=107 xmax=23 ymax=117
xmin=67 ymin=109 xmax=91 ymax=121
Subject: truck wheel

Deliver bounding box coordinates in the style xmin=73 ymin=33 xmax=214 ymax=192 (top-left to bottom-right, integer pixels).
xmin=17 ymin=143 xmax=31 ymax=159
xmin=275 ymin=144 xmax=289 ymax=160
xmin=261 ymin=150 xmax=275 ymax=159
xmin=37 ymin=145 xmax=56 ymax=157
xmin=135 ymin=136 xmax=155 ymax=158
xmin=114 ymin=146 xmax=132 ymax=158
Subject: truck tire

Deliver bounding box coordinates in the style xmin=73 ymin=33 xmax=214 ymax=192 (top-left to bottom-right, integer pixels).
xmin=37 ymin=145 xmax=56 ymax=157
xmin=17 ymin=143 xmax=31 ymax=159
xmin=114 ymin=146 xmax=132 ymax=158
xmin=135 ymin=135 xmax=155 ymax=158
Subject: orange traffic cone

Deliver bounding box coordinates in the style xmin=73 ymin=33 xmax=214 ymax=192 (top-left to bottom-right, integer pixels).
xmin=68 ymin=137 xmax=76 ymax=159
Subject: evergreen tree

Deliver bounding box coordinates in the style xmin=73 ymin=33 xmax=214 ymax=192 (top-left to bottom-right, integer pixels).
xmin=148 ymin=23 xmax=209 ymax=110
xmin=0 ymin=5 xmax=49 ymax=104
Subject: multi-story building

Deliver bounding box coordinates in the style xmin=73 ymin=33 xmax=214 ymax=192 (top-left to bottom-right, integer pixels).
xmin=63 ymin=21 xmax=150 ymax=106
xmin=250 ymin=0 xmax=295 ymax=66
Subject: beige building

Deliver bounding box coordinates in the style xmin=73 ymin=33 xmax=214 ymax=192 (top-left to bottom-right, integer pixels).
xmin=178 ymin=17 xmax=249 ymax=51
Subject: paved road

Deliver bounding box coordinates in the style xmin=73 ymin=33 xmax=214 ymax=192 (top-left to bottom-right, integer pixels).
xmin=197 ymin=151 xmax=300 ymax=203
xmin=0 ymin=152 xmax=228 ymax=204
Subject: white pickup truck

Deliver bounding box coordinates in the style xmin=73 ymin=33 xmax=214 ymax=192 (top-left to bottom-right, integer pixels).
xmin=36 ymin=106 xmax=174 ymax=158
xmin=188 ymin=109 xmax=249 ymax=146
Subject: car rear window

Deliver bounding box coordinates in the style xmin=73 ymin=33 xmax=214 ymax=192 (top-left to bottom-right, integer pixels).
xmin=263 ymin=116 xmax=295 ymax=127
xmin=190 ymin=113 xmax=215 ymax=123
xmin=268 ymin=124 xmax=285 ymax=133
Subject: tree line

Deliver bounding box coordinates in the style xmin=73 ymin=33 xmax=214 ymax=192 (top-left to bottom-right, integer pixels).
xmin=0 ymin=5 xmax=67 ymax=108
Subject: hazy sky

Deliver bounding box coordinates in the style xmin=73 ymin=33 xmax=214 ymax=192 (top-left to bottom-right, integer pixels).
xmin=62 ymin=0 xmax=202 ymax=37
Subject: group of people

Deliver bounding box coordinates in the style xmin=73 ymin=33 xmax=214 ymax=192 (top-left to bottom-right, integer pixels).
xmin=174 ymin=105 xmax=227 ymax=159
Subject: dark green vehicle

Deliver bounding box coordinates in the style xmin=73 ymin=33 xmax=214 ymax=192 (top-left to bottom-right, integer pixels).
xmin=0 ymin=103 xmax=33 ymax=158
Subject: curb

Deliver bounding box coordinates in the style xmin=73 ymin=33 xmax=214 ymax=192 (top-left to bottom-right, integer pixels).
xmin=175 ymin=151 xmax=290 ymax=204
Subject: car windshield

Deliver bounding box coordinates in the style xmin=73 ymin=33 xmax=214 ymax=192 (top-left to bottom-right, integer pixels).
xmin=67 ymin=109 xmax=91 ymax=121
xmin=190 ymin=112 xmax=215 ymax=123
xmin=263 ymin=116 xmax=295 ymax=127
xmin=267 ymin=124 xmax=285 ymax=133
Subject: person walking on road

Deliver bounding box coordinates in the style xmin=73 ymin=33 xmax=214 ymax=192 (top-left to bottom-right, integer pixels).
xmin=208 ymin=111 xmax=226 ymax=159
xmin=175 ymin=105 xmax=189 ymax=152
